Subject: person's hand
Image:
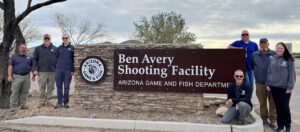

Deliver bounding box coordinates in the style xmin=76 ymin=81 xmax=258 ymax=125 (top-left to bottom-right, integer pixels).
xmin=226 ymin=99 xmax=233 ymax=108
xmin=286 ymin=90 xmax=292 ymax=94
xmin=266 ymin=86 xmax=271 ymax=91
xmin=33 ymin=71 xmax=38 ymax=76
xmin=71 ymin=72 xmax=74 ymax=76
xmin=7 ymin=76 xmax=13 ymax=82
xmin=31 ymin=75 xmax=35 ymax=81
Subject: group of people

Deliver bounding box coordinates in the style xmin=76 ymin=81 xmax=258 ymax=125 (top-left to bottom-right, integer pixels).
xmin=8 ymin=34 xmax=75 ymax=112
xmin=222 ymin=30 xmax=296 ymax=132
xmin=7 ymin=30 xmax=296 ymax=131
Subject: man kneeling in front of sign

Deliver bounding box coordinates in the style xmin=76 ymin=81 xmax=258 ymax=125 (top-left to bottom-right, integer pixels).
xmin=222 ymin=69 xmax=252 ymax=125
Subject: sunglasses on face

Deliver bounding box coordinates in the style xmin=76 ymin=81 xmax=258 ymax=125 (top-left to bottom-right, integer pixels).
xmin=235 ymin=75 xmax=244 ymax=78
xmin=241 ymin=34 xmax=248 ymax=36
xmin=44 ymin=37 xmax=50 ymax=40
xmin=62 ymin=37 xmax=69 ymax=39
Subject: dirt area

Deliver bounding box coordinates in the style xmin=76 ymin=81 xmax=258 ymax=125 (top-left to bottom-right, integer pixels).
xmin=0 ymin=95 xmax=254 ymax=131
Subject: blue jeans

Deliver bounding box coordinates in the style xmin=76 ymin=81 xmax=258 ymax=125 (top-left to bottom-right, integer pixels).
xmin=55 ymin=69 xmax=72 ymax=105
xmin=222 ymin=102 xmax=251 ymax=123
xmin=245 ymin=70 xmax=254 ymax=98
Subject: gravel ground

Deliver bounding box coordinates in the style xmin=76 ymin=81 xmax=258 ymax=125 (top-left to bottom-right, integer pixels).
xmin=0 ymin=96 xmax=254 ymax=131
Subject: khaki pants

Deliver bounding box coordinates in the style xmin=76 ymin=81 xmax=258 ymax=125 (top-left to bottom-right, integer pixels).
xmin=38 ymin=72 xmax=55 ymax=104
xmin=10 ymin=74 xmax=30 ymax=108
xmin=256 ymin=83 xmax=277 ymax=122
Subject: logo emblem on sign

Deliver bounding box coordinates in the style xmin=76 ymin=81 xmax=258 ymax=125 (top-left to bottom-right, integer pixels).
xmin=80 ymin=56 xmax=106 ymax=82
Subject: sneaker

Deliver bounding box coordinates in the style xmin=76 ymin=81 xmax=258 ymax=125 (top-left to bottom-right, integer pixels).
xmin=20 ymin=105 xmax=29 ymax=110
xmin=286 ymin=127 xmax=291 ymax=132
xmin=64 ymin=104 xmax=70 ymax=108
xmin=54 ymin=104 xmax=62 ymax=109
xmin=274 ymin=127 xmax=284 ymax=132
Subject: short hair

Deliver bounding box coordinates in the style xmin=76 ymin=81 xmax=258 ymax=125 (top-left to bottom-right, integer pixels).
xmin=234 ymin=69 xmax=244 ymax=75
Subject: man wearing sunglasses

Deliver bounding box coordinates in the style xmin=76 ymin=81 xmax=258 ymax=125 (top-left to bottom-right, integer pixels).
xmin=33 ymin=34 xmax=57 ymax=108
xmin=228 ymin=30 xmax=258 ymax=98
xmin=54 ymin=34 xmax=74 ymax=109
xmin=222 ymin=69 xmax=252 ymax=125
xmin=251 ymin=38 xmax=277 ymax=128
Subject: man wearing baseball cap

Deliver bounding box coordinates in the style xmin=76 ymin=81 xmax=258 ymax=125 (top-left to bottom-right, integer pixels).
xmin=33 ymin=34 xmax=57 ymax=108
xmin=251 ymin=38 xmax=277 ymax=128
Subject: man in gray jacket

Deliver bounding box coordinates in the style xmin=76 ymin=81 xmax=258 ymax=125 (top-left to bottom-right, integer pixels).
xmin=251 ymin=38 xmax=277 ymax=127
xmin=33 ymin=34 xmax=57 ymax=108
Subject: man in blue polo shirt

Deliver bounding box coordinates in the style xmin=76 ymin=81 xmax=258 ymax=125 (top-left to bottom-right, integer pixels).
xmin=228 ymin=30 xmax=258 ymax=97
xmin=8 ymin=43 xmax=35 ymax=112
xmin=54 ymin=34 xmax=74 ymax=109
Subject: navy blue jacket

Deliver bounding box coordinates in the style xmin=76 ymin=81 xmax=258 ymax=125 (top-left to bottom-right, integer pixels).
xmin=227 ymin=82 xmax=253 ymax=108
xmin=33 ymin=43 xmax=57 ymax=72
xmin=56 ymin=43 xmax=74 ymax=72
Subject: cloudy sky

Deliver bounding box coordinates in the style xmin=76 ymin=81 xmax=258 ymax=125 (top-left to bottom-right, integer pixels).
xmin=15 ymin=0 xmax=300 ymax=52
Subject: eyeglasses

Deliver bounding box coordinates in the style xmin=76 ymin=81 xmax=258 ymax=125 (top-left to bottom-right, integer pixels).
xmin=44 ymin=37 xmax=50 ymax=40
xmin=241 ymin=34 xmax=248 ymax=36
xmin=62 ymin=38 xmax=69 ymax=39
xmin=235 ymin=75 xmax=244 ymax=78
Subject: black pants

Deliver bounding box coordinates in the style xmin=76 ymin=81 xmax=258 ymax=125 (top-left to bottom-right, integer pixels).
xmin=270 ymin=86 xmax=291 ymax=129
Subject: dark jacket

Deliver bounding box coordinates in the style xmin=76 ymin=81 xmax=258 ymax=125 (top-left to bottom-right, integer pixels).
xmin=227 ymin=82 xmax=253 ymax=108
xmin=251 ymin=49 xmax=276 ymax=84
xmin=56 ymin=43 xmax=75 ymax=72
xmin=33 ymin=43 xmax=57 ymax=72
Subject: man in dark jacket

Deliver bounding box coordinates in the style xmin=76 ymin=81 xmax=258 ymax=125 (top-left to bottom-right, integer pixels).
xmin=33 ymin=34 xmax=57 ymax=107
xmin=54 ymin=34 xmax=74 ymax=109
xmin=222 ymin=69 xmax=252 ymax=124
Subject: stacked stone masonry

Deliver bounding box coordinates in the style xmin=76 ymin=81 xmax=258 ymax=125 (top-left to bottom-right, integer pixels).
xmin=74 ymin=44 xmax=204 ymax=114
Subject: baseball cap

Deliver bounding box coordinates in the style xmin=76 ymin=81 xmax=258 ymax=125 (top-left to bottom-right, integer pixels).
xmin=259 ymin=38 xmax=268 ymax=43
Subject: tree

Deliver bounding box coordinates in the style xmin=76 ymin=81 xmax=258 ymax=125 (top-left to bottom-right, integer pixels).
xmin=133 ymin=12 xmax=196 ymax=44
xmin=0 ymin=13 xmax=42 ymax=52
xmin=0 ymin=0 xmax=66 ymax=108
xmin=54 ymin=12 xmax=105 ymax=44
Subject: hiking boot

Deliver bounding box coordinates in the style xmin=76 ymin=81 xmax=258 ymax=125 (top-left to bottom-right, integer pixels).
xmin=54 ymin=104 xmax=62 ymax=109
xmin=262 ymin=120 xmax=268 ymax=125
xmin=269 ymin=121 xmax=277 ymax=128
xmin=64 ymin=103 xmax=70 ymax=108
xmin=20 ymin=105 xmax=29 ymax=110
xmin=10 ymin=108 xmax=17 ymax=113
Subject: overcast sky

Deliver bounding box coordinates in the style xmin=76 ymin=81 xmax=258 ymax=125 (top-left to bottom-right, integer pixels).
xmin=15 ymin=0 xmax=300 ymax=52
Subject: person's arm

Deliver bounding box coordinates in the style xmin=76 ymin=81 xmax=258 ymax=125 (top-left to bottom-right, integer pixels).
xmin=8 ymin=57 xmax=14 ymax=82
xmin=71 ymin=46 xmax=75 ymax=75
xmin=32 ymin=48 xmax=39 ymax=75
xmin=227 ymin=45 xmax=243 ymax=49
xmin=8 ymin=65 xmax=13 ymax=82
xmin=287 ymin=60 xmax=296 ymax=91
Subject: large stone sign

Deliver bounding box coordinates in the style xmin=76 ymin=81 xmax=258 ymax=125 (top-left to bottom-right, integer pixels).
xmin=74 ymin=44 xmax=244 ymax=114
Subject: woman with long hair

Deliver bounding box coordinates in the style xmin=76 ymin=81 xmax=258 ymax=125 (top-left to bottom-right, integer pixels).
xmin=266 ymin=42 xmax=296 ymax=132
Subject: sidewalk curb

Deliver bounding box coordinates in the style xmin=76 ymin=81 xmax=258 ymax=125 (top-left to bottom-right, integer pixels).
xmin=5 ymin=112 xmax=263 ymax=132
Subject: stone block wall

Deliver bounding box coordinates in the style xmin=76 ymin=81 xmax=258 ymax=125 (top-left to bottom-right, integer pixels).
xmin=74 ymin=44 xmax=204 ymax=114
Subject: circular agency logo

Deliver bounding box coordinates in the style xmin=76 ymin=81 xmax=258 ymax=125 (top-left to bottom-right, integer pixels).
xmin=80 ymin=56 xmax=106 ymax=82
